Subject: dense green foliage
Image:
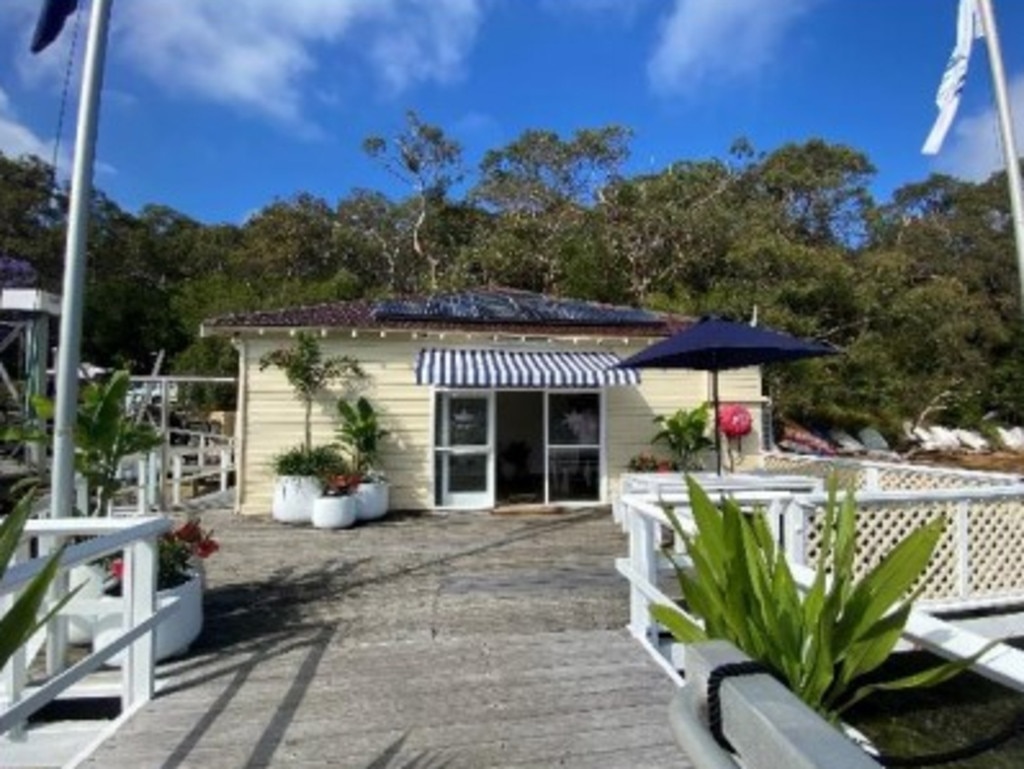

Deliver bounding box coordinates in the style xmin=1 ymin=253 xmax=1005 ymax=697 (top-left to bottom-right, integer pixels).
xmin=3 ymin=117 xmax=1023 ymax=434
xmin=652 ymin=476 xmax=988 ymax=722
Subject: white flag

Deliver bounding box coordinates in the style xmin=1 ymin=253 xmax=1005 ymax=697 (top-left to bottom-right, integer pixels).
xmin=923 ymin=0 xmax=984 ymax=155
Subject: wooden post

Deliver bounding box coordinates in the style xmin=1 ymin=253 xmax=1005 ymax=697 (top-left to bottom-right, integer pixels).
xmin=219 ymin=448 xmax=230 ymax=491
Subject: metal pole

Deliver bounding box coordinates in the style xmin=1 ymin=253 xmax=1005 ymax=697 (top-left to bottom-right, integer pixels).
xmin=49 ymin=0 xmax=113 ymax=518
xmin=976 ymin=0 xmax=1024 ymax=316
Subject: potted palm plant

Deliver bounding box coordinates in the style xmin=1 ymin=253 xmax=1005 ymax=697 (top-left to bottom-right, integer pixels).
xmin=651 ymin=404 xmax=714 ymax=472
xmin=335 ymin=397 xmax=390 ymax=520
xmin=260 ymin=332 xmax=365 ymax=524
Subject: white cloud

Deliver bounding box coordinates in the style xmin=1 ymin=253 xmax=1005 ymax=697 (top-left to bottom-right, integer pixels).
xmin=647 ymin=0 xmax=819 ymax=95
xmin=113 ymin=0 xmax=484 ymax=126
xmin=937 ymin=75 xmax=1024 ymax=182
xmin=0 ymin=84 xmax=65 ymax=167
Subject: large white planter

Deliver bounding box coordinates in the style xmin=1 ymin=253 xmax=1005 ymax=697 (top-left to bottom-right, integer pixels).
xmin=312 ymin=495 xmax=358 ymax=529
xmin=67 ymin=563 xmax=108 ymax=645
xmin=272 ymin=475 xmax=322 ymax=523
xmin=355 ymin=482 xmax=389 ymax=521
xmin=93 ymin=573 xmax=203 ymax=666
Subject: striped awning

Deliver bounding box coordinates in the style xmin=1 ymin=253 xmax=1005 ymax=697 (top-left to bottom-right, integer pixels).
xmin=414 ymin=348 xmax=640 ymax=388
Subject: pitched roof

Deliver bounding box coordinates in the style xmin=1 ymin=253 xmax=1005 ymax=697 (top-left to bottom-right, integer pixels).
xmin=204 ymin=288 xmax=690 ymax=338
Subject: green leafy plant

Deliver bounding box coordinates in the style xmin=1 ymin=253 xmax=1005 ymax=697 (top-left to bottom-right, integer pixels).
xmin=652 ymin=475 xmax=988 ymax=723
xmin=7 ymin=371 xmax=162 ymax=516
xmin=259 ymin=332 xmax=365 ymax=452
xmin=271 ymin=444 xmax=347 ymax=481
xmin=0 ymin=491 xmax=78 ymax=669
xmin=335 ymin=397 xmax=389 ymax=477
xmin=651 ymin=404 xmax=714 ymax=471
xmin=108 ymin=516 xmax=219 ymax=592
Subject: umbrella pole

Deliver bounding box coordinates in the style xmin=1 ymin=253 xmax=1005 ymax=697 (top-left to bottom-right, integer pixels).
xmin=712 ymin=371 xmax=722 ymax=475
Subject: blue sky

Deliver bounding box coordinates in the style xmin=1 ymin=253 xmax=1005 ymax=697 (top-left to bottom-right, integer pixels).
xmin=2 ymin=0 xmax=1024 ymax=225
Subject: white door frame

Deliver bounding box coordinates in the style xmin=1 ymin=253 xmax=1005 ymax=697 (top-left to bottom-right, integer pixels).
xmin=432 ymin=389 xmax=495 ymax=509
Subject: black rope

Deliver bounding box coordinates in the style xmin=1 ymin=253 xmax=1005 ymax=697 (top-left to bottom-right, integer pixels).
xmin=50 ymin=0 xmax=84 ymax=182
xmin=874 ymin=709 xmax=1024 ymax=767
xmin=706 ymin=661 xmax=775 ymax=753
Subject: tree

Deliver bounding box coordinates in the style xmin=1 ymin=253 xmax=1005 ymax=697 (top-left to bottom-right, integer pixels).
xmin=259 ymin=332 xmax=365 ymax=451
xmin=470 ymin=125 xmax=632 ymax=293
xmin=363 ymin=111 xmax=463 ymax=290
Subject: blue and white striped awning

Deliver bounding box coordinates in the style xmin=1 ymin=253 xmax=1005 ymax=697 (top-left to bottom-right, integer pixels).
xmin=414 ymin=348 xmax=640 ymax=388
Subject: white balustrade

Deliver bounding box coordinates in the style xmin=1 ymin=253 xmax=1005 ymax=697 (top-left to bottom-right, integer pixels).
xmin=1 ymin=516 xmax=174 ymax=737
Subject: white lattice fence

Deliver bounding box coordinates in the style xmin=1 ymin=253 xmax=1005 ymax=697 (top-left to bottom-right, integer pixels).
xmin=762 ymin=454 xmax=862 ymax=489
xmin=799 ymin=500 xmax=961 ymax=604
xmin=874 ymin=467 xmax=1010 ymax=491
xmin=968 ymin=499 xmax=1024 ymax=599
xmin=764 ymin=452 xmax=1019 ymax=492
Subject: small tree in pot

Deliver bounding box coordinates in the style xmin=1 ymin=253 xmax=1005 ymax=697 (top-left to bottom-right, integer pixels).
xmin=335 ymin=397 xmax=390 ymax=520
xmin=260 ymin=333 xmax=365 ymax=523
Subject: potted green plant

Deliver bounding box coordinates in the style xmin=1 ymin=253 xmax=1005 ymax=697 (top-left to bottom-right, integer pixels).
xmin=94 ymin=516 xmax=219 ymax=664
xmin=259 ymin=332 xmax=365 ymax=523
xmin=334 ymin=396 xmax=390 ymax=520
xmin=652 ymin=475 xmax=992 ymax=727
xmin=651 ymin=404 xmax=714 ymax=472
xmin=270 ymin=444 xmax=347 ymax=524
xmin=312 ymin=473 xmax=360 ymax=529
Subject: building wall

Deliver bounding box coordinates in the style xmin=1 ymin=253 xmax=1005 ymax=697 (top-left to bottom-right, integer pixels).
xmin=236 ymin=332 xmax=764 ymax=515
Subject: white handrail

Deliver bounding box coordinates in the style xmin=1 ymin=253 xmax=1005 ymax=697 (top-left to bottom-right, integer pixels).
xmin=1 ymin=516 xmax=172 ymax=738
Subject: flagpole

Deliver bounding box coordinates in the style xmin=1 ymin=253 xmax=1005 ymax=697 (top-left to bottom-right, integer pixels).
xmin=49 ymin=0 xmax=113 ymax=518
xmin=975 ymin=0 xmax=1024 ymax=317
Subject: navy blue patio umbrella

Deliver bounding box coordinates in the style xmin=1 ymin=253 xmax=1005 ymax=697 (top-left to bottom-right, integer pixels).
xmin=617 ymin=316 xmax=840 ymax=473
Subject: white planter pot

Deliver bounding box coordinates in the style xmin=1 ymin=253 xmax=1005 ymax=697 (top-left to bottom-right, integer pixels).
xmin=312 ymin=495 xmax=358 ymax=529
xmin=67 ymin=563 xmax=108 ymax=645
xmin=92 ymin=573 xmax=203 ymax=666
xmin=355 ymin=482 xmax=389 ymax=521
xmin=272 ymin=475 xmax=322 ymax=523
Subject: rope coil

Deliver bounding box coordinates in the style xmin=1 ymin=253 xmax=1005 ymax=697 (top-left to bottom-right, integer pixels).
xmin=706 ymin=661 xmax=775 ymax=753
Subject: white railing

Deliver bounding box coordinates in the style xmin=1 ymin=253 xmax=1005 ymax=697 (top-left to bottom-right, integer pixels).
xmin=763 ymin=451 xmax=1022 ymax=491
xmin=1 ymin=516 xmax=175 ymax=737
xmin=102 ymin=433 xmax=235 ymax=515
xmin=617 ymin=483 xmax=1024 ymax=696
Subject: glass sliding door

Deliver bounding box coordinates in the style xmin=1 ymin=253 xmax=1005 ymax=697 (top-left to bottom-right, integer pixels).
xmin=434 ymin=392 xmax=494 ymax=508
xmin=546 ymin=392 xmax=602 ymax=503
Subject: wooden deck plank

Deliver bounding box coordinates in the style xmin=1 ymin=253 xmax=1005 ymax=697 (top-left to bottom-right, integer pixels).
xmin=75 ymin=508 xmax=690 ymax=769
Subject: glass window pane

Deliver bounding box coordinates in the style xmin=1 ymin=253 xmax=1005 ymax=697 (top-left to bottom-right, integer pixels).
xmin=548 ymin=448 xmax=600 ymax=502
xmin=449 ymin=396 xmax=488 ymax=446
xmin=548 ymin=393 xmax=600 ymax=446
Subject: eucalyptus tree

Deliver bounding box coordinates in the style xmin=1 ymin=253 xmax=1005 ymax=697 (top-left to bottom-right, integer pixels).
xmin=363 ymin=111 xmax=463 ymax=291
xmin=470 ymin=125 xmax=632 ymax=293
xmin=335 ymin=189 xmax=416 ymax=293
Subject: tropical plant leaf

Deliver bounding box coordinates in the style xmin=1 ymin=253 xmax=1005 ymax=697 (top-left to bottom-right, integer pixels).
xmin=651 ymin=603 xmax=706 ymax=644
xmin=836 ymin=638 xmax=1001 ymax=716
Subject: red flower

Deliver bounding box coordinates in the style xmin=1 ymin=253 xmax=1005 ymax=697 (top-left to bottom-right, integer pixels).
xmin=194 ymin=538 xmax=220 ymax=559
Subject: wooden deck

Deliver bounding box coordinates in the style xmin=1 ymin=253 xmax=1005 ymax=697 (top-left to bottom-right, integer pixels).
xmin=77 ymin=506 xmax=688 ymax=768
